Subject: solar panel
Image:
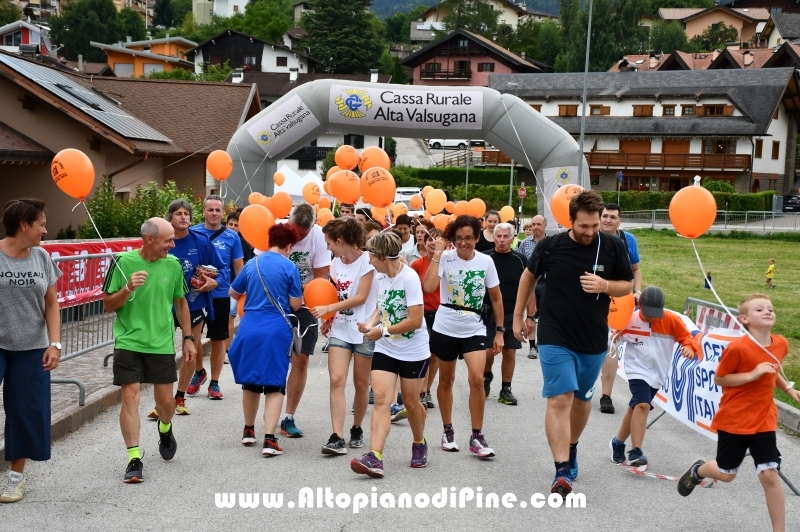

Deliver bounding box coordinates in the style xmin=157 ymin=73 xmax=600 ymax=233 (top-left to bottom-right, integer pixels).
xmin=0 ymin=53 xmax=171 ymax=143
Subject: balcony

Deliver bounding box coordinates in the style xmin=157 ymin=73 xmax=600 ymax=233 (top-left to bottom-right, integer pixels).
xmin=287 ymin=146 xmax=334 ymax=160
xmin=420 ymin=69 xmax=472 ymax=81
xmin=585 ymin=152 xmax=751 ymax=171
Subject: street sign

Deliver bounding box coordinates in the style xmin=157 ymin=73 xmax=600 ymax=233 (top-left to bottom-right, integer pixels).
xmin=617 ymin=171 xmax=624 ymax=183
xmin=518 ymin=187 xmax=527 ymax=199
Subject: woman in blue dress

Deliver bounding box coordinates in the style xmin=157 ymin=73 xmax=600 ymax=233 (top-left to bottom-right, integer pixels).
xmin=229 ymin=223 xmax=302 ymax=457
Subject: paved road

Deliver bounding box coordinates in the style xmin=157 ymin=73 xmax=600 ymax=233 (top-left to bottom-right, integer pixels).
xmin=394 ymin=137 xmax=435 ymax=168
xmin=3 ymin=340 xmax=799 ymax=530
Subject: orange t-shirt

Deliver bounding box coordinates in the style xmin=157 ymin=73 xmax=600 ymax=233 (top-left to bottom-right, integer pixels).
xmin=711 ymin=334 xmax=789 ymax=435
xmin=410 ymin=255 xmax=440 ymax=311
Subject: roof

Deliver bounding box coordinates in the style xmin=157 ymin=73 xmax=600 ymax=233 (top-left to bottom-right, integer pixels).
xmin=658 ymin=6 xmax=768 ymax=21
xmin=420 ymin=0 xmax=528 ymax=20
xmin=228 ymin=72 xmax=391 ymax=98
xmin=763 ymin=41 xmax=800 ymax=68
xmin=771 ymin=13 xmax=800 ymax=40
xmin=89 ymin=42 xmax=194 ymax=68
xmin=608 ymin=54 xmax=669 ymax=72
xmin=0 ymin=19 xmax=47 ymax=36
xmin=188 ymin=29 xmax=317 ymax=64
xmin=708 ymin=47 xmax=775 ymax=69
xmin=658 ymin=50 xmax=715 ymax=71
xmin=36 ymin=54 xmax=115 ymax=76
xmin=0 ymin=120 xmax=53 ymax=162
xmin=285 ymin=27 xmax=307 ymax=40
xmin=122 ymin=36 xmax=197 ymax=48
xmin=524 ymin=6 xmax=558 ymax=17
xmin=489 ymin=68 xmax=795 ymax=136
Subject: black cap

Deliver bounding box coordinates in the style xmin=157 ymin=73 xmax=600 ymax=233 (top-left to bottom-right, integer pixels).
xmin=640 ymin=286 xmax=665 ymax=318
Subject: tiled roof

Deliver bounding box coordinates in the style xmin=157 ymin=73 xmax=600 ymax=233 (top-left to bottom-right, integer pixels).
xmin=90 ymin=42 xmax=194 ymax=67
xmin=733 ymin=8 xmax=770 ymax=20
xmin=286 ymin=27 xmax=307 ymax=40
xmin=0 ymin=120 xmax=53 ymax=161
xmin=464 ymin=30 xmax=547 ymax=71
xmin=229 ymin=72 xmax=391 ymax=98
xmin=64 ymin=61 xmax=114 ymax=75
xmin=724 ymin=48 xmax=775 ymax=68
xmin=608 ymin=54 xmax=669 ymax=72
xmin=670 ymin=51 xmax=715 ymax=70
xmin=772 ymin=13 xmax=800 ymax=40
xmin=658 ymin=8 xmax=703 ymax=20
xmin=658 ymin=6 xmax=768 ymax=21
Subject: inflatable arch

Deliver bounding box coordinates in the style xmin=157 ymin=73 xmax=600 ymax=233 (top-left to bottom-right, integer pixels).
xmin=225 ymin=80 xmax=589 ymax=223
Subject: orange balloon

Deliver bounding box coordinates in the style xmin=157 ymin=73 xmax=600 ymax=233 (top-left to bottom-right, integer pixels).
xmin=358 ymin=146 xmax=391 ymax=173
xmin=330 ymin=170 xmax=361 ymax=204
xmin=425 ymin=189 xmax=447 ymax=214
xmin=270 ymin=191 xmax=293 ymax=219
xmin=248 ymin=192 xmax=263 ymax=205
xmin=259 ymin=195 xmax=273 ymax=213
xmin=239 ymin=204 xmax=274 ymax=251
xmin=361 ymin=167 xmax=396 ymax=208
xmin=433 ymin=214 xmax=449 ymax=231
xmin=314 ymin=204 xmax=320 ymax=212
xmin=392 ymin=203 xmax=408 ymax=216
xmin=669 ymin=186 xmax=717 ymax=238
xmin=371 ymin=206 xmax=387 ymax=220
xmin=550 ymin=184 xmax=585 ymax=229
xmin=274 ymin=172 xmax=285 ymax=186
xmin=302 ymin=181 xmax=321 ymax=205
xmin=499 ymin=205 xmax=515 ymax=223
xmin=51 ymin=148 xmax=95 ymax=201
xmin=444 ymin=201 xmax=455 ymax=214
xmin=421 ymin=186 xmax=433 ymax=198
xmin=335 ymin=145 xmax=359 ymax=171
xmin=326 ymin=166 xmax=341 ymax=179
xmin=323 ymin=180 xmax=332 ymax=195
xmin=318 ymin=197 xmax=331 ymax=209
xmin=467 ymin=198 xmax=486 ymax=218
xmin=449 ymin=214 xmax=456 ymax=222
xmin=304 ymin=278 xmax=338 ymax=319
xmin=454 ymin=201 xmax=469 ymax=216
xmin=316 ymin=207 xmax=334 ymax=227
xmin=237 ymin=295 xmax=246 ymax=318
xmin=608 ymin=293 xmax=635 ymax=331
xmin=207 ymin=150 xmax=232 ymax=181
xmin=409 ymin=195 xmax=424 ymax=210
xmin=423 ymin=210 xmax=432 ymax=219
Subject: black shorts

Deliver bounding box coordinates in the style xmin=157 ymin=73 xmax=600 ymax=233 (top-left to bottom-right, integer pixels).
xmin=294 ymin=307 xmax=318 ymax=356
xmin=173 ymin=308 xmax=207 ymax=329
xmin=429 ymin=330 xmax=487 ymax=362
xmin=485 ymin=313 xmax=522 ymax=351
xmin=242 ymin=384 xmax=286 ymax=395
xmin=716 ymin=430 xmax=781 ymax=474
xmin=112 ymin=349 xmax=177 ymax=385
xmin=372 ymin=352 xmax=430 ymax=380
xmin=628 ymin=379 xmax=659 ymax=408
xmin=424 ymin=310 xmax=436 ymax=336
xmin=203 ymin=298 xmax=231 ymax=341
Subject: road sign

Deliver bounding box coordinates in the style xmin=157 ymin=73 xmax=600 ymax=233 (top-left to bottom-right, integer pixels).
xmin=518 ymin=187 xmax=527 ymax=199
xmin=617 ymin=171 xmax=624 ymax=183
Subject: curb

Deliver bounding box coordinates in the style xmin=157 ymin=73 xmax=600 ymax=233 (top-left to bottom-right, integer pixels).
xmin=777 ymin=399 xmax=800 ymax=434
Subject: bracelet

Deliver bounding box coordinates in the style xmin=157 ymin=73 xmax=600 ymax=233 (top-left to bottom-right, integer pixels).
xmin=431 ymin=259 xmax=439 ymax=263
xmin=604 ymin=280 xmax=609 ymax=293
xmin=785 ymin=383 xmax=794 ymax=392
xmin=123 ymin=283 xmax=132 ymax=293
xmin=526 ymin=317 xmax=534 ymax=321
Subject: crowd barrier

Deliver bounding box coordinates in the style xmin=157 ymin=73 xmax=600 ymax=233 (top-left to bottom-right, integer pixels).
xmin=621 ymin=210 xmax=800 ymax=233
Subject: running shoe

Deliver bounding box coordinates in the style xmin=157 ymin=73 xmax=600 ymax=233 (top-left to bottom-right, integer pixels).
xmin=678 ymin=459 xmax=706 ymax=497
xmin=175 ymin=397 xmax=190 ymax=415
xmin=599 ymin=394 xmax=615 ymax=414
xmin=123 ymin=458 xmax=144 ymax=484
xmin=157 ymin=422 xmax=177 ymax=460
xmin=627 ymin=447 xmax=648 ymax=467
xmin=321 ymin=433 xmax=347 ymax=455
xmin=207 ymin=381 xmax=223 ymax=400
xmin=242 ymin=427 xmax=257 ymax=446
xmin=527 ymin=344 xmax=538 ymax=359
xmin=551 ymin=468 xmax=573 ymax=497
xmin=390 ymin=403 xmax=407 ymax=423
xmin=569 ymin=445 xmax=579 ymax=481
xmin=469 ymin=433 xmax=495 ymax=459
xmin=280 ymin=417 xmax=303 ymax=438
xmin=498 ymin=388 xmax=518 ymax=405
xmin=262 ymin=438 xmax=283 ymax=456
xmin=410 ymin=441 xmax=428 ymax=468
xmin=147 ymin=407 xmax=158 ymax=420
xmin=349 ymin=426 xmax=364 ymax=448
xmin=441 ymin=426 xmax=459 ymax=452
xmin=423 ymin=391 xmax=435 ymax=409
xmin=483 ymin=372 xmax=493 ymax=398
xmin=609 ymin=437 xmax=626 ymax=464
xmin=369 ymin=388 xmax=374 ymax=405
xmin=351 ymin=452 xmax=384 ymax=478
xmin=186 ymin=369 xmax=207 ymax=395
xmin=0 ymin=472 xmax=26 ymax=502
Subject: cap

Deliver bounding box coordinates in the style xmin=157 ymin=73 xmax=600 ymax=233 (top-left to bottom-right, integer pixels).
xmin=639 ymin=286 xmax=665 ymax=318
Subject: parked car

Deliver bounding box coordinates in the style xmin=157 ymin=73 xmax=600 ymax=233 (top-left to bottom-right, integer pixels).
xmin=783 ymin=194 xmax=800 ymax=212
xmin=428 ymin=139 xmax=469 ymax=150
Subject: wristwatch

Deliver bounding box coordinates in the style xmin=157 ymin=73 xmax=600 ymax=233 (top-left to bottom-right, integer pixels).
xmin=495 ymin=326 xmax=506 ymax=332
xmin=50 ymin=341 xmax=62 ymax=350
xmin=183 ymin=335 xmax=196 ymax=342
xmin=381 ymin=326 xmax=391 ymax=338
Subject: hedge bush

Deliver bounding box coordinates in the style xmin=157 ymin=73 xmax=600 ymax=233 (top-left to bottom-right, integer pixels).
xmin=594 ymin=190 xmax=776 ymax=212
xmin=413 ymin=167 xmax=519 ymax=187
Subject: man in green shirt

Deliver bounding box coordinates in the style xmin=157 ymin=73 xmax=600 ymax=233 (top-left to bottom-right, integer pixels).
xmin=103 ymin=217 xmax=196 ymax=484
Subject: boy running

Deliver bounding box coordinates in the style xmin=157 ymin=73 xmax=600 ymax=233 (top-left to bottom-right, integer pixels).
xmin=766 ymin=259 xmax=775 ymax=289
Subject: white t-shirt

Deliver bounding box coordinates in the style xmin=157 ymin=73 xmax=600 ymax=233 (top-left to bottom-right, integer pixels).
xmin=288 ymin=225 xmax=331 ymax=288
xmin=330 ymin=252 xmax=375 ymax=345
xmin=401 ymin=237 xmax=416 ymax=252
xmin=373 ymin=264 xmax=430 ymax=361
xmin=433 ymin=249 xmax=499 ymax=338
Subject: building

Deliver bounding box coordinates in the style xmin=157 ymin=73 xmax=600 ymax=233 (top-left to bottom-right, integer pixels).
xmin=193 ymin=0 xmax=213 ymax=25
xmin=401 ymin=28 xmax=549 ymax=87
xmin=761 ymin=13 xmax=800 ymax=47
xmin=490 ymin=69 xmax=800 ymax=195
xmin=91 ymin=36 xmax=196 ymax=78
xmin=0 ymin=19 xmax=52 ymax=54
xmin=609 ymin=45 xmax=782 ymax=71
xmin=721 ymin=0 xmax=800 ymax=15
xmin=418 ymin=0 xmax=529 ymax=31
xmin=657 ymin=6 xmax=769 ymax=43
xmin=0 ymin=49 xmax=261 ymax=234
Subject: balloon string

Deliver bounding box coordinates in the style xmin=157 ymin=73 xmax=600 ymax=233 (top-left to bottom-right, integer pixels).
xmin=79 ymin=201 xmax=135 ymax=301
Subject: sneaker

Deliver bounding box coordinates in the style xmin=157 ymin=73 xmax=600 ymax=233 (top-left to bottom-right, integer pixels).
xmin=498 ymin=388 xmax=518 ymax=405
xmin=369 ymin=388 xmax=374 ymax=405
xmin=348 ymin=426 xmax=364 ymax=448
xmin=242 ymin=427 xmax=257 ymax=446
xmin=280 ymin=417 xmax=304 ymax=438
xmin=423 ymin=391 xmax=435 ymax=409
xmin=609 ymin=437 xmax=626 ymax=464
xmin=528 ymin=345 xmax=538 ymax=359
xmin=157 ymin=422 xmax=177 ymax=460
xmin=321 ymin=433 xmax=347 ymax=455
xmin=627 ymin=447 xmax=648 ymax=467
xmin=411 ymin=441 xmax=428 ymax=468
xmin=0 ymin=472 xmax=26 ymax=502
xmin=262 ymin=437 xmax=283 ymax=456
xmin=147 ymin=407 xmax=159 ymax=420
xmin=599 ymin=394 xmax=615 ymax=414
xmin=351 ymin=451 xmax=385 ymax=478
xmin=174 ymin=397 xmax=190 ymax=415
xmin=207 ymin=381 xmax=223 ymax=400
xmin=483 ymin=372 xmax=493 ymax=398
xmin=122 ymin=459 xmax=144 ymax=484
xmin=186 ymin=369 xmax=207 ymax=395
xmin=441 ymin=426 xmax=459 ymax=452
xmin=551 ymin=468 xmax=573 ymax=497
xmin=322 ymin=340 xmax=329 ymax=353
xmin=678 ymin=459 xmax=706 ymax=497
xmin=569 ymin=445 xmax=579 ymax=481
xmin=469 ymin=433 xmax=495 ymax=459
xmin=390 ymin=403 xmax=407 ymax=423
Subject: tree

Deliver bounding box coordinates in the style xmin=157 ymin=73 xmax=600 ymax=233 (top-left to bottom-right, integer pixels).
xmin=612 ymin=0 xmax=651 ymax=56
xmin=171 ymin=0 xmax=192 ymax=24
xmin=383 ymin=5 xmax=429 ymax=44
xmin=649 ymin=19 xmax=688 ymax=54
xmin=301 ymin=0 xmax=385 ymax=74
xmin=118 ymin=7 xmax=146 ymax=41
xmin=650 ymin=0 xmax=711 ymax=9
xmin=537 ymin=20 xmax=563 ymax=68
xmin=241 ymin=0 xmax=292 ymax=43
xmin=49 ymin=0 xmax=124 ymax=62
xmin=438 ymin=0 xmax=501 ymax=38
xmin=689 ymin=21 xmax=740 ymax=50
xmin=153 ymin=0 xmax=175 ymax=27
xmin=0 ymin=0 xmax=21 ymax=26
xmin=145 ymin=61 xmax=232 ymax=80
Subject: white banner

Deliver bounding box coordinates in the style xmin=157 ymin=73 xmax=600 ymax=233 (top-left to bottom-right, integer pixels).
xmin=328 ymin=85 xmax=483 ymax=130
xmin=246 ymin=95 xmax=321 ymax=157
xmin=541 ymin=166 xmax=579 ymax=229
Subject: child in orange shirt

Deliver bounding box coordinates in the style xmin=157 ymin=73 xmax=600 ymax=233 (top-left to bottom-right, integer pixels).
xmin=678 ymin=294 xmax=800 ymax=532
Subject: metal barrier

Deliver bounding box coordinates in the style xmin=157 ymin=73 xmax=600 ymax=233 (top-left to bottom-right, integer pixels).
xmin=621 ymin=209 xmax=800 ymax=234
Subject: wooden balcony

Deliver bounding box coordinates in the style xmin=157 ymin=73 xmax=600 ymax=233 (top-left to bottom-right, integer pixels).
xmin=585 ymin=152 xmax=751 ymax=171
xmin=420 ymin=69 xmax=472 ymax=80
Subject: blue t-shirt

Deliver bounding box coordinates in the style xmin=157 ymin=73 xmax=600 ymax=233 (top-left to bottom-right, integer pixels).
xmin=231 ymin=252 xmax=302 ymax=315
xmin=191 ymin=224 xmax=244 ymax=297
xmin=622 ymin=231 xmax=640 ymax=265
xmin=170 ymin=231 xmax=224 ymax=312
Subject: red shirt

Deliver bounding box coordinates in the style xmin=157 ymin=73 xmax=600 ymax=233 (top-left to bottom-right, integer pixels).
xmin=410 ymin=255 xmax=440 ymax=311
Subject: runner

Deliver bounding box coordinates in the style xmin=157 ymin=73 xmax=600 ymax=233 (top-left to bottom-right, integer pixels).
xmin=475 ymin=210 xmax=500 ymax=252
xmin=310 ymin=217 xmax=375 ymax=454
xmin=423 ymin=215 xmax=504 ymax=458
xmin=351 ymin=232 xmax=430 ymax=477
xmin=403 ymin=218 xmax=433 ymax=264
xmin=482 ymin=222 xmax=527 ymax=406
xmin=103 ymin=218 xmax=196 ymax=483
xmin=188 ymin=195 xmax=244 ymax=400
xmin=339 ymin=203 xmax=355 ymax=218
xmin=394 ymin=214 xmax=415 ymax=252
xmin=512 ymin=191 xmax=633 ymax=496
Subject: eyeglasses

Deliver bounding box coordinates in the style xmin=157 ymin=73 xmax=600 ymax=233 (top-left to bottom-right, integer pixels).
xmin=454 ymin=236 xmax=475 ymax=243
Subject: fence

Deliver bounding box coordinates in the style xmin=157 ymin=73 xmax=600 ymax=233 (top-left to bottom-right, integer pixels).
xmin=622 ymin=209 xmax=800 ymax=233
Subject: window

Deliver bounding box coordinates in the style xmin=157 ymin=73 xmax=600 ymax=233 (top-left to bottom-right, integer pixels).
xmin=632 ymin=105 xmax=653 ymax=117
xmin=3 ymin=31 xmax=21 ymax=46
xmin=233 ymin=4 xmax=239 ymax=11
xmin=276 ymin=57 xmax=288 ymax=67
xmin=424 ymin=62 xmax=441 ymax=72
xmin=458 ymin=39 xmax=468 ymax=48
xmin=477 ymin=63 xmax=494 ymax=72
xmin=682 ymin=105 xmax=695 ymax=116
xmin=704 ymin=105 xmax=726 ymax=116
xmin=590 ymin=105 xmax=610 ymax=116
xmin=530 ymin=104 xmax=542 ymax=112
xmin=558 ymin=105 xmax=578 ymax=117
xmin=298 ymin=159 xmax=317 ymax=170
xmin=344 ymin=134 xmax=364 ymax=149
xmin=772 ymin=141 xmax=780 ymax=159
xmin=662 ymin=105 xmax=675 ymax=116
xmin=143 ymin=64 xmax=163 ymax=75
xmin=114 ymin=63 xmax=135 ymax=77
xmin=772 ymin=7 xmax=782 ymax=13
xmin=703 ymin=139 xmax=735 ymax=154
xmin=590 ymin=174 xmax=600 ymax=186
xmin=115 ymin=192 xmax=130 ymax=202
xmin=755 ymin=139 xmax=763 ymax=158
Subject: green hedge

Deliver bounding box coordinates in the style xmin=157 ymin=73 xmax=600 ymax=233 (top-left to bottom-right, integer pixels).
xmin=595 ymin=190 xmax=776 ymax=212
xmin=394 ymin=165 xmax=518 ymax=187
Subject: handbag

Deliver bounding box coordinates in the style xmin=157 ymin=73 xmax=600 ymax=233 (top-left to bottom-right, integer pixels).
xmin=255 ymin=255 xmax=304 ymax=355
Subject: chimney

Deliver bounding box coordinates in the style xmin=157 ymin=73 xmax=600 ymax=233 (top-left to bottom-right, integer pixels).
xmin=289 ymin=67 xmax=298 ymax=82
xmin=520 ymin=51 xmax=526 ymax=59
xmin=744 ymin=51 xmax=753 ymax=66
xmin=232 ymin=68 xmax=244 ymax=83
xmin=711 ymin=49 xmax=719 ymax=61
xmin=126 ymin=36 xmax=132 ymax=43
xmin=650 ymin=55 xmax=657 ymax=69
xmin=78 ymin=54 xmax=84 ymax=72
xmin=370 ymin=68 xmax=378 ymax=83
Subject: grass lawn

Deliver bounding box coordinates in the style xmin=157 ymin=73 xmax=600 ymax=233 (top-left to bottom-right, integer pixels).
xmin=628 ymin=229 xmax=800 ymax=408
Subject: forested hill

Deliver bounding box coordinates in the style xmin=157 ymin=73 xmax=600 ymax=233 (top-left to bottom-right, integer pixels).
xmin=371 ymin=0 xmax=559 ymax=18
